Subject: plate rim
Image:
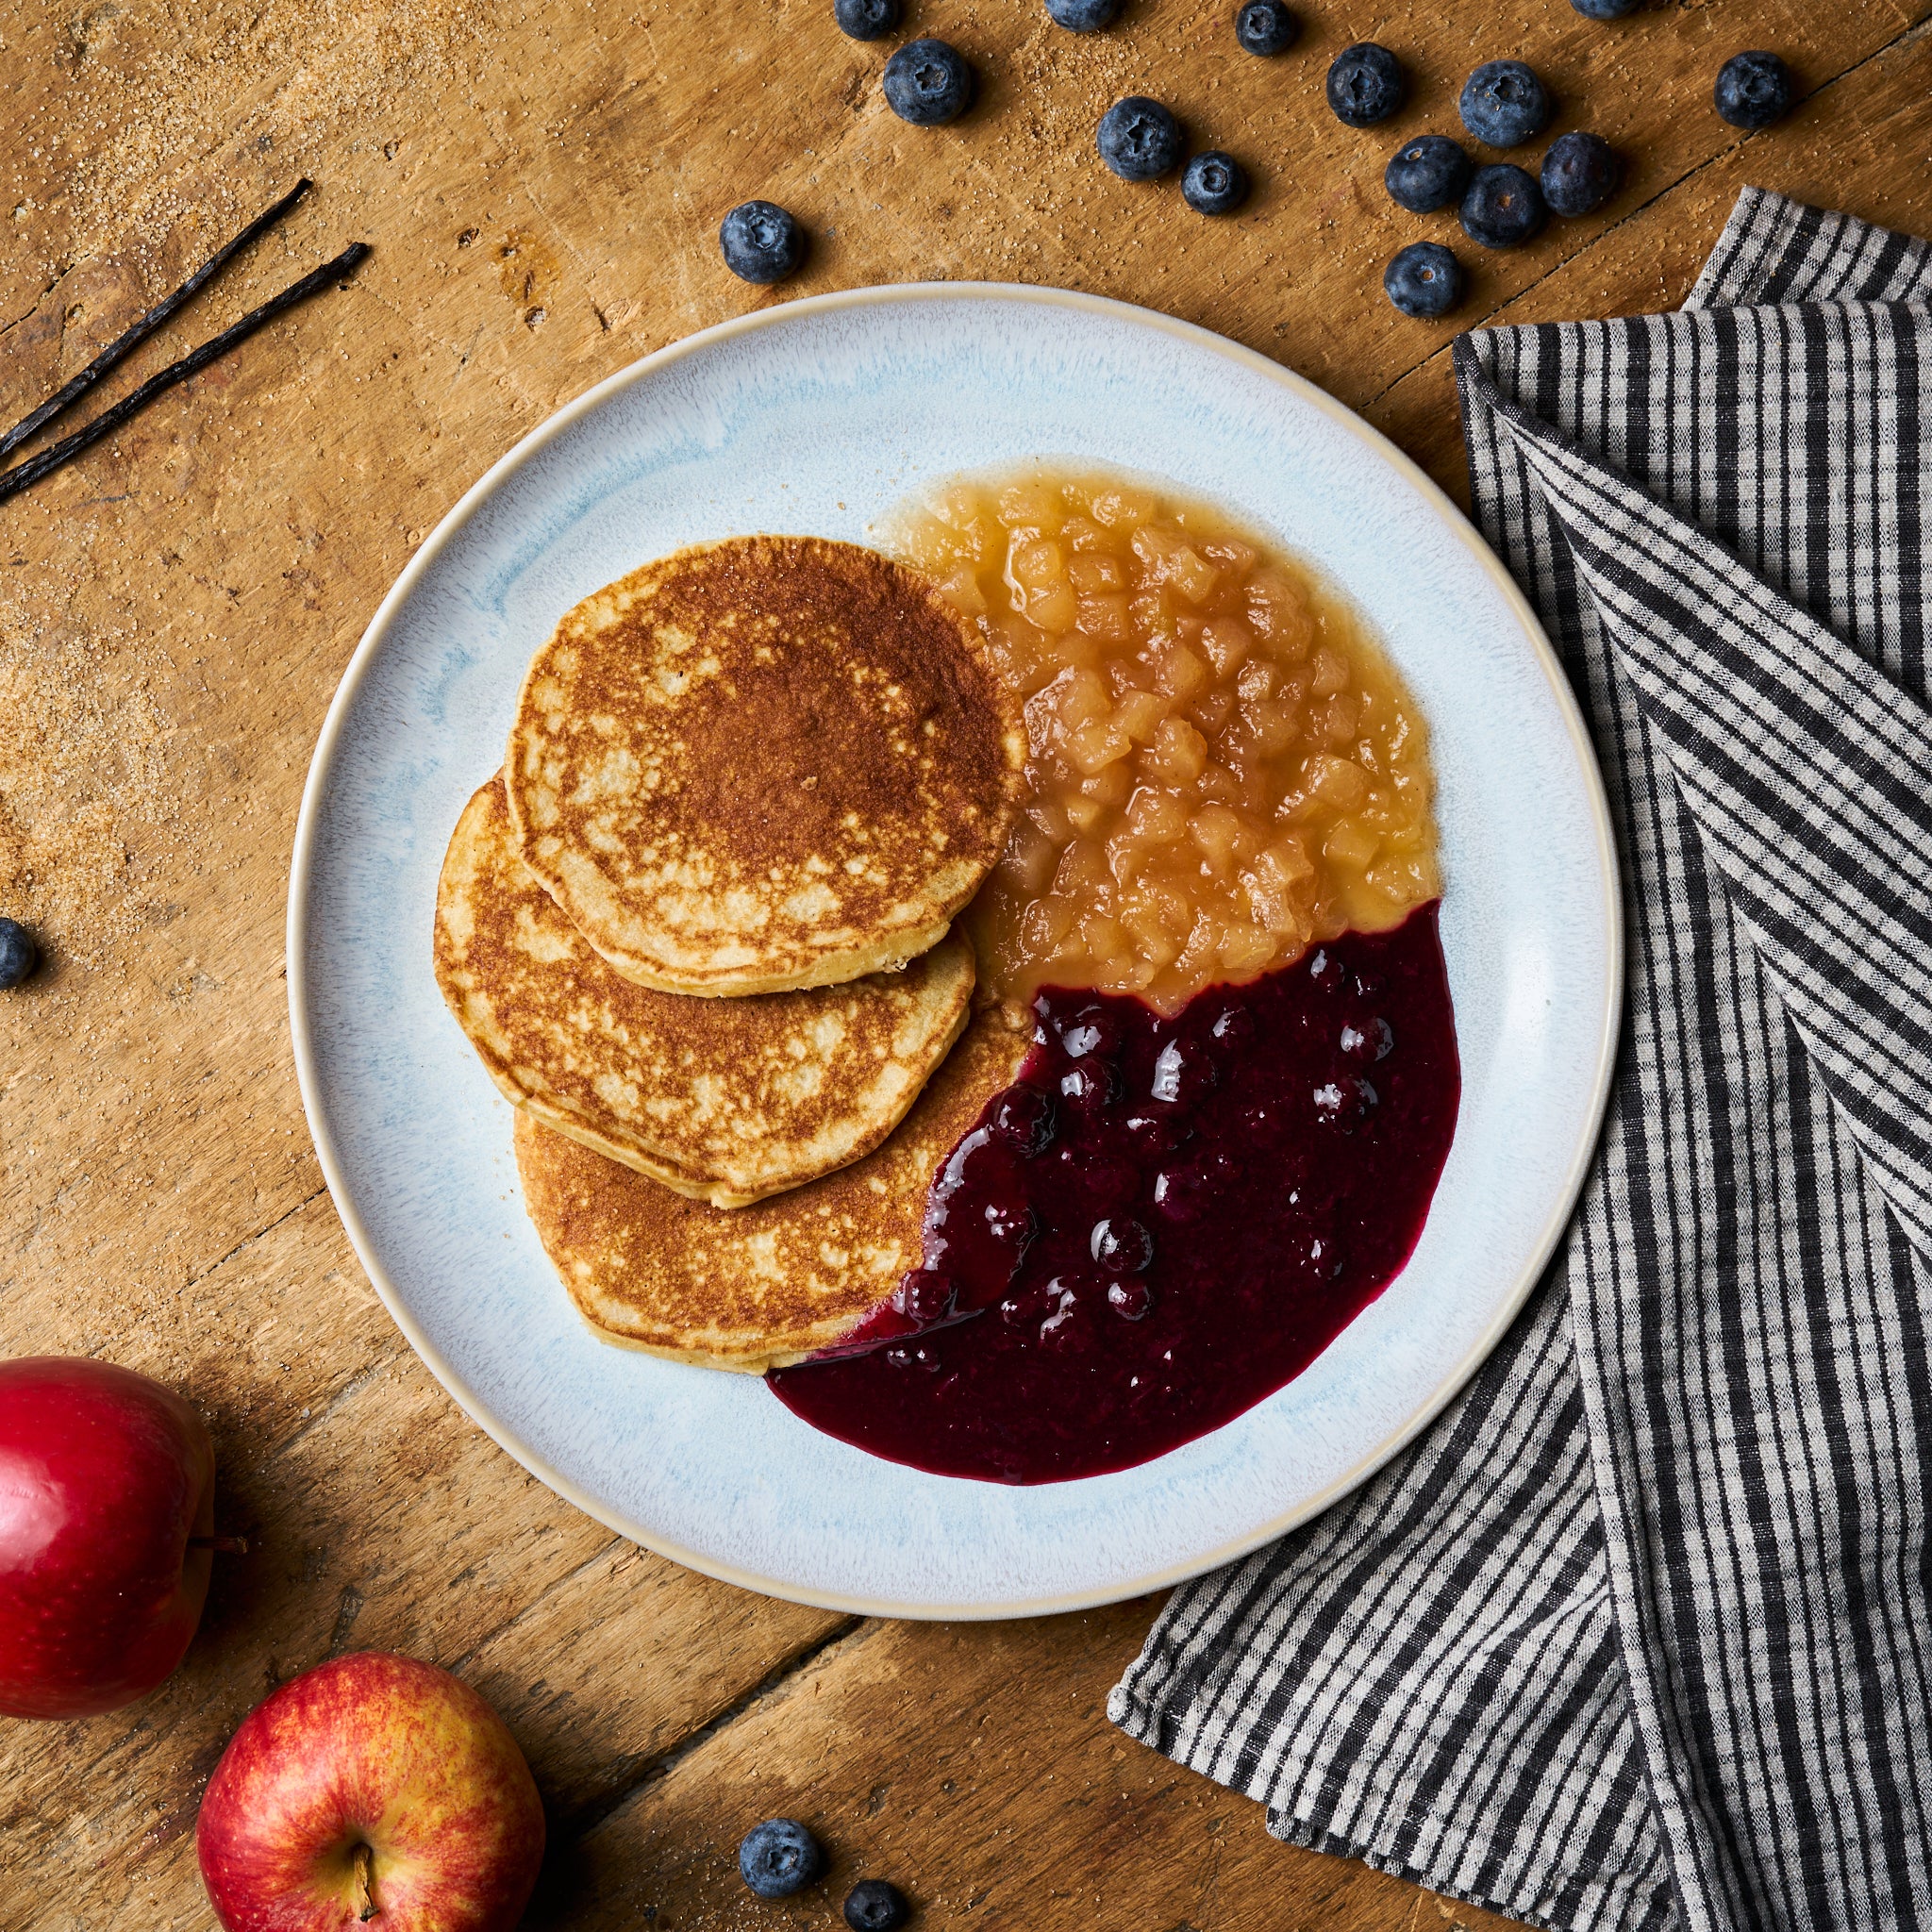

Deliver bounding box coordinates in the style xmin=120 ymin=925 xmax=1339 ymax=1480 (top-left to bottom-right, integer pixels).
xmin=286 ymin=279 xmax=1624 ymax=1621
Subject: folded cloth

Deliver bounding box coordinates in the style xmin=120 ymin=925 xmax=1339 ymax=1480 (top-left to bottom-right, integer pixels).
xmin=1109 ymin=188 xmax=1932 ymax=1932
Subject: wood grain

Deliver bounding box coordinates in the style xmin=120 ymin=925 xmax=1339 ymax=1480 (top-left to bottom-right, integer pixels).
xmin=0 ymin=0 xmax=1926 ymax=1926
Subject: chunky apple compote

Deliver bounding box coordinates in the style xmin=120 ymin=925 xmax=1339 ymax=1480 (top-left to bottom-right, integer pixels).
xmin=885 ymin=468 xmax=1441 ymax=1018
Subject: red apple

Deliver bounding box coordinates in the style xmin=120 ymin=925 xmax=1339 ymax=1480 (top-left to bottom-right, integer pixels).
xmin=0 ymin=1355 xmax=218 ymax=1720
xmin=197 ymin=1651 xmax=546 ymax=1931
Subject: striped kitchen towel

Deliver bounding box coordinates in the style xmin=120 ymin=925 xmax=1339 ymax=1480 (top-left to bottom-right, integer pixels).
xmin=1108 ymin=188 xmax=1932 ymax=1932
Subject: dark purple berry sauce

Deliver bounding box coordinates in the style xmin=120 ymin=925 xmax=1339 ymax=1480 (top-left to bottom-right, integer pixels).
xmin=767 ymin=902 xmax=1458 ymax=1484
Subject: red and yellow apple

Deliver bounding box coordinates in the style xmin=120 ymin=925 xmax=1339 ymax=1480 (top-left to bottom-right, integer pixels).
xmin=0 ymin=1355 xmax=218 ymax=1720
xmin=197 ymin=1651 xmax=545 ymax=1931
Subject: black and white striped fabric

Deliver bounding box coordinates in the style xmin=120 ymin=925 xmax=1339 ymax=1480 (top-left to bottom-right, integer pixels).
xmin=1109 ymin=188 xmax=1932 ymax=1932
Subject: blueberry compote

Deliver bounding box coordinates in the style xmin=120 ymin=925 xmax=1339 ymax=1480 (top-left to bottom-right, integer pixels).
xmin=767 ymin=903 xmax=1458 ymax=1483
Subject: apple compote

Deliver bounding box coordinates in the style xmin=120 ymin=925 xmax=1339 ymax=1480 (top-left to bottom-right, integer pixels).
xmin=884 ymin=468 xmax=1441 ymax=1018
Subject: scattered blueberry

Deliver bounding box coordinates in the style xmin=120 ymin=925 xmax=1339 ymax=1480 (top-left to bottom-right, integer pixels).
xmin=1182 ymin=151 xmax=1249 ymax=216
xmin=1107 ymin=1277 xmax=1155 ymax=1320
xmin=844 ymin=1879 xmax=912 ymax=1930
xmin=1714 ymin=51 xmax=1792 ymax=130
xmin=1384 ymin=134 xmax=1473 ymax=213
xmin=1459 ymin=163 xmax=1547 ymax=248
xmin=833 ymin=0 xmax=901 ymax=40
xmin=1234 ymin=0 xmax=1297 ymax=56
xmin=1046 ymin=0 xmax=1122 ymax=30
xmin=718 ymin=202 xmax=808 ymax=285
xmin=1096 ymin=96 xmax=1183 ymax=180
xmin=740 ymin=1820 xmax=824 ymax=1900
xmin=1091 ymin=1216 xmax=1155 ymax=1274
xmin=1458 ymin=60 xmax=1551 ymax=148
xmin=883 ymin=39 xmax=977 ymax=125
xmin=1541 ymin=131 xmax=1621 ymax=217
xmin=0 ymin=920 xmax=37 ymax=990
xmin=1571 ymin=0 xmax=1643 ymax=14
xmin=1383 ymin=242 xmax=1463 ymax=319
xmin=1326 ymin=43 xmax=1406 ymax=127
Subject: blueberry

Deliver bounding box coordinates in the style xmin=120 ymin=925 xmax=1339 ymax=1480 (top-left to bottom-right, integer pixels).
xmin=1459 ymin=163 xmax=1546 ymax=249
xmin=1058 ymin=1010 xmax=1122 ymax=1058
xmin=990 ymin=1082 xmax=1057 ymax=1155
xmin=1091 ymin=1216 xmax=1155 ymax=1274
xmin=1326 ymin=43 xmax=1405 ymax=127
xmin=844 ymin=1880 xmax=911 ymax=1930
xmin=1107 ymin=1277 xmax=1155 ymax=1321
xmin=1384 ymin=134 xmax=1473 ymax=213
xmin=1541 ymin=131 xmax=1620 ymax=217
xmin=1149 ymin=1037 xmax=1218 ymax=1106
xmin=1571 ymin=0 xmax=1643 ymax=14
xmin=833 ymin=0 xmax=900 ymax=40
xmin=891 ymin=1269 xmax=958 ymax=1323
xmin=1046 ymin=0 xmax=1121 ymax=30
xmin=718 ymin=202 xmax=808 ymax=285
xmin=1339 ymin=1017 xmax=1395 ymax=1063
xmin=1383 ymin=242 xmax=1464 ymax=319
xmin=1312 ymin=1076 xmax=1378 ymax=1128
xmin=1182 ymin=151 xmax=1249 ymax=217
xmin=1059 ymin=1058 xmax=1122 ymax=1113
xmin=0 ymin=920 xmax=38 ymax=990
xmin=1096 ymin=96 xmax=1183 ymax=181
xmin=740 ymin=1820 xmax=824 ymax=1899
xmin=1234 ymin=0 xmax=1297 ymax=56
xmin=1458 ymin=60 xmax=1551 ymax=148
xmin=1307 ymin=946 xmax=1349 ymax=991
xmin=1714 ymin=51 xmax=1792 ymax=130
xmin=883 ymin=39 xmax=976 ymax=126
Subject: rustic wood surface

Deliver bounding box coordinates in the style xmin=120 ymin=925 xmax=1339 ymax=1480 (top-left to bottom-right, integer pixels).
xmin=1 ymin=0 xmax=1927 ymax=1925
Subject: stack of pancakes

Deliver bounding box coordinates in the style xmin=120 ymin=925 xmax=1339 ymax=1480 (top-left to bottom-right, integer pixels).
xmin=435 ymin=536 xmax=1029 ymax=1371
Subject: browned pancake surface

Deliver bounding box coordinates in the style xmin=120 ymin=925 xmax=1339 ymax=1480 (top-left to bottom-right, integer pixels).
xmin=436 ymin=775 xmax=975 ymax=1207
xmin=505 ymin=536 xmax=1025 ymax=995
xmin=514 ymin=1014 xmax=1028 ymax=1370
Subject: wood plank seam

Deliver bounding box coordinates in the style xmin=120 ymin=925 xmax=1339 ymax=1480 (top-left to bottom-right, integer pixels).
xmin=559 ymin=1614 xmax=871 ymax=1841
xmin=175 ymin=1179 xmax=329 ymax=1299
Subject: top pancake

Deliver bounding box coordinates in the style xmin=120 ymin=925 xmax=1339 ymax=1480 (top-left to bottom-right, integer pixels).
xmin=435 ymin=774 xmax=976 ymax=1208
xmin=514 ymin=1013 xmax=1029 ymax=1371
xmin=505 ymin=536 xmax=1025 ymax=995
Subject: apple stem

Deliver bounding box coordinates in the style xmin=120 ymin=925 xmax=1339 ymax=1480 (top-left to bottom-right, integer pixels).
xmin=353 ymin=1841 xmax=378 ymax=1921
xmin=188 ymin=1534 xmax=251 ymax=1555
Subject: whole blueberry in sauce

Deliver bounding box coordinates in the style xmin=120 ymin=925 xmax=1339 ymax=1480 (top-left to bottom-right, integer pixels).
xmin=991 ymin=1082 xmax=1058 ymax=1154
xmin=1091 ymin=1216 xmax=1156 ymax=1274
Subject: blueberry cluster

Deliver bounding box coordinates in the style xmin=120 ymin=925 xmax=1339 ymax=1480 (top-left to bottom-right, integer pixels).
xmin=720 ymin=6 xmax=1802 ymax=305
xmin=739 ymin=1819 xmax=910 ymax=1929
xmin=1358 ymin=47 xmax=1624 ymax=318
xmin=1093 ymin=96 xmax=1251 ymax=218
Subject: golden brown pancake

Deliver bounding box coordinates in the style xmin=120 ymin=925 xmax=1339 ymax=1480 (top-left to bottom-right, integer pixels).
xmin=513 ymin=1014 xmax=1029 ymax=1370
xmin=504 ymin=536 xmax=1025 ymax=996
xmin=436 ymin=775 xmax=977 ymax=1208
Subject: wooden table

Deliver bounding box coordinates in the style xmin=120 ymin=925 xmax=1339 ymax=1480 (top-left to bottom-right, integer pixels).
xmin=2 ymin=1 xmax=1926 ymax=1924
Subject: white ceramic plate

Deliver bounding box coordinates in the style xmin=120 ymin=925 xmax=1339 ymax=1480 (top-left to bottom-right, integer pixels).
xmin=289 ymin=286 xmax=1620 ymax=1619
